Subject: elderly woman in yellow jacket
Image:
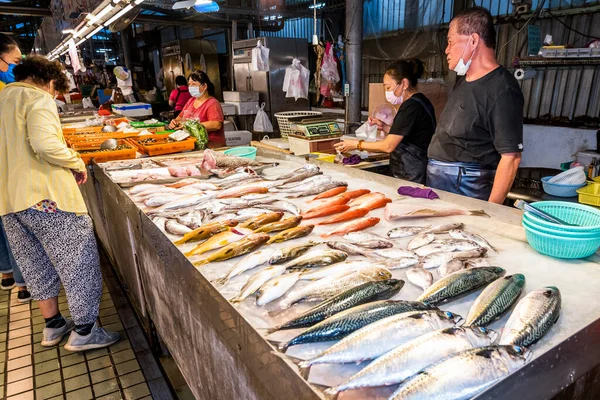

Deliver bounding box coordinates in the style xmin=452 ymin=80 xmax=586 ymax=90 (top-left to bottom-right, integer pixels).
xmin=0 ymin=56 xmax=119 ymax=352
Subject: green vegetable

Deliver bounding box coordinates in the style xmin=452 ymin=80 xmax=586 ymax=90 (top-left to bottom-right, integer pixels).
xmin=183 ymin=119 xmax=208 ymax=149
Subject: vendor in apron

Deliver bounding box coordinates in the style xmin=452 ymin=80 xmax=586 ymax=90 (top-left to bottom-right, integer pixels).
xmin=426 ymin=7 xmax=524 ymax=204
xmin=335 ymin=59 xmax=436 ymax=184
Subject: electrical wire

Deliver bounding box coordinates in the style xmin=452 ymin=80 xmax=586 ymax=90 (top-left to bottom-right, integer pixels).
xmin=546 ymin=10 xmax=600 ymax=41
xmin=498 ymin=0 xmax=547 ymax=55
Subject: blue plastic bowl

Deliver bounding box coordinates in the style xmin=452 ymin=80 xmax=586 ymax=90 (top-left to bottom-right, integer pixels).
xmin=524 ymin=201 xmax=600 ymax=233
xmin=541 ymin=176 xmax=586 ymax=197
xmin=523 ymin=222 xmax=600 ymax=259
xmin=522 ymin=217 xmax=600 ymax=239
xmin=223 ymin=146 xmax=257 ymax=160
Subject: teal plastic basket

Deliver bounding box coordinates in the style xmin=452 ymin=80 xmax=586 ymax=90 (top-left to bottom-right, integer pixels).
xmin=522 ymin=218 xmax=600 ymax=239
xmin=523 ymin=223 xmax=600 ymax=259
xmin=525 ymin=201 xmax=600 ymax=233
xmin=223 ymin=146 xmax=257 ymax=160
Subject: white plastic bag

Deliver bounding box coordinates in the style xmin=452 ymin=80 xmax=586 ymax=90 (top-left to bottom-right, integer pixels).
xmin=251 ymin=40 xmax=270 ymax=72
xmin=355 ymin=122 xmax=379 ymax=142
xmin=320 ymin=43 xmax=340 ymax=84
xmin=253 ymin=103 xmax=273 ymax=133
xmin=82 ymin=97 xmax=94 ymax=109
xmin=282 ymin=59 xmax=309 ymax=101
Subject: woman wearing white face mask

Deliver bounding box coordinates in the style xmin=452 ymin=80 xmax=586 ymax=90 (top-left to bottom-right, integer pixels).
xmin=168 ymin=70 xmax=225 ymax=148
xmin=335 ymin=59 xmax=436 ymax=184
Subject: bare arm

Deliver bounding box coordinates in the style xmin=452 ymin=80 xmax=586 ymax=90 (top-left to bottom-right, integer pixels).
xmin=168 ymin=100 xmax=175 ymax=108
xmin=488 ymin=153 xmax=521 ymax=204
xmin=201 ymin=121 xmax=223 ymax=132
xmin=334 ymin=134 xmax=403 ymax=154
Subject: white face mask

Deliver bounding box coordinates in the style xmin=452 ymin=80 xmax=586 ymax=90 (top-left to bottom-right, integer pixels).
xmin=189 ymin=86 xmax=204 ymax=98
xmin=385 ymin=84 xmax=404 ymax=105
xmin=453 ymin=40 xmax=478 ymax=76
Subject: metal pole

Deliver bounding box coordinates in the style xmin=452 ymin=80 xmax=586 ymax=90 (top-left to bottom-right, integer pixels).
xmin=345 ymin=0 xmax=363 ymax=133
xmin=120 ymin=26 xmax=133 ymax=70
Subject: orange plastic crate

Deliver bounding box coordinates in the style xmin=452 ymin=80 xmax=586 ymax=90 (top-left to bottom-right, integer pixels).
xmin=62 ymin=126 xmax=104 ymax=135
xmin=127 ymin=135 xmax=196 ymax=156
xmin=71 ymin=139 xmax=137 ymax=165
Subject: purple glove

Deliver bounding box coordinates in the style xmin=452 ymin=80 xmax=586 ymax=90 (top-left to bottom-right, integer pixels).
xmin=343 ymin=154 xmax=362 ymax=165
xmin=397 ymin=186 xmax=439 ymax=200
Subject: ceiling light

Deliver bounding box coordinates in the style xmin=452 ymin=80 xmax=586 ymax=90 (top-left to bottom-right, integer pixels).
xmin=89 ymin=5 xmax=114 ymax=24
xmin=134 ymin=0 xmax=145 ymax=4
xmin=105 ymin=4 xmax=133 ymax=26
xmin=62 ymin=29 xmax=75 ymax=34
xmin=86 ymin=26 xmax=104 ymax=39
xmin=76 ymin=38 xmax=87 ymax=46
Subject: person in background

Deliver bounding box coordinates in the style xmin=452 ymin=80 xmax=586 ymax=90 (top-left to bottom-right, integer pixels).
xmin=168 ymin=75 xmax=192 ymax=118
xmin=168 ymin=70 xmax=225 ymax=148
xmin=0 ymin=33 xmax=31 ymax=303
xmin=335 ymin=59 xmax=436 ymax=184
xmin=0 ymin=56 xmax=120 ymax=351
xmin=426 ymin=7 xmax=524 ymax=203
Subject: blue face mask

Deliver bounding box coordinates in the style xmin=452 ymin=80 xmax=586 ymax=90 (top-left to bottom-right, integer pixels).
xmin=0 ymin=60 xmax=16 ymax=84
xmin=189 ymin=86 xmax=204 ymax=98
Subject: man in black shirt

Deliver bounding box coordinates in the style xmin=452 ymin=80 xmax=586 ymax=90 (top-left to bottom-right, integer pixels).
xmin=427 ymin=7 xmax=523 ymax=203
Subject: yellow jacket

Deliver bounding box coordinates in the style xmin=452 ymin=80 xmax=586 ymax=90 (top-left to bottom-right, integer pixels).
xmin=0 ymin=81 xmax=5 ymax=91
xmin=0 ymin=82 xmax=87 ymax=215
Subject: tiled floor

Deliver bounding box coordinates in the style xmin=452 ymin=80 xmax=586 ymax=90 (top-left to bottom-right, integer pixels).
xmin=0 ymin=264 xmax=177 ymax=400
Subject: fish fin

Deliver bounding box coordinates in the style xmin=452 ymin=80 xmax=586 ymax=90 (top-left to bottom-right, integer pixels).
xmin=193 ymin=260 xmax=208 ymax=266
xmin=173 ymin=238 xmax=186 ymax=245
xmin=267 ymin=308 xmax=287 ymax=318
xmin=469 ymin=210 xmax=490 ymax=217
xmin=229 ymin=297 xmax=242 ymax=304
xmin=265 ymin=326 xmax=281 ymax=335
xmin=213 ymin=277 xmax=228 ymax=285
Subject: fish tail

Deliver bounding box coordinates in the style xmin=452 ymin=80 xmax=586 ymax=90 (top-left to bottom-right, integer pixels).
xmin=323 ymin=387 xmax=340 ymax=399
xmin=213 ymin=277 xmax=228 ymax=285
xmin=297 ymin=362 xmax=312 ymax=380
xmin=469 ymin=210 xmax=490 ymax=217
xmin=174 ymin=239 xmax=186 ymax=245
xmin=265 ymin=326 xmax=280 ymax=335
xmin=194 ymin=260 xmax=208 ymax=267
xmin=229 ymin=297 xmax=242 ymax=304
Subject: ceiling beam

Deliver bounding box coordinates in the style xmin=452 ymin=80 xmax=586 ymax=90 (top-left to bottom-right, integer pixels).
xmin=0 ymin=5 xmax=51 ymax=17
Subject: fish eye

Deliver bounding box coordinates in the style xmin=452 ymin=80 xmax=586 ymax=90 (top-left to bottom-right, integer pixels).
xmin=513 ymin=345 xmax=523 ymax=354
xmin=478 ymin=327 xmax=488 ymax=334
xmin=444 ymin=311 xmax=454 ymax=318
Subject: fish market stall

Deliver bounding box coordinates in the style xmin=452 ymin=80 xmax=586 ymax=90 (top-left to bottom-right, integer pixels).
xmin=83 ymin=147 xmax=600 ymax=400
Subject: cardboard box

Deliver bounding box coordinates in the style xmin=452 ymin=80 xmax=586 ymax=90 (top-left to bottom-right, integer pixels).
xmin=221 ymin=103 xmax=237 ymax=116
xmin=224 ymin=101 xmax=259 ymax=115
xmin=223 ymin=91 xmax=259 ymax=102
xmin=225 ymin=130 xmax=252 ymax=147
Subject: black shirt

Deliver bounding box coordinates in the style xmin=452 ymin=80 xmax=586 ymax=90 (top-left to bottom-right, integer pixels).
xmin=389 ymin=93 xmax=436 ymax=152
xmin=428 ymin=66 xmax=524 ymax=168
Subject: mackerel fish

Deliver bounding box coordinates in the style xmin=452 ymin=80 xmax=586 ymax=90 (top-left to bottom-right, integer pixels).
xmin=269 ymin=241 xmax=320 ymax=265
xmin=327 ymin=326 xmax=497 ymax=395
xmin=417 ymin=266 xmax=506 ymax=305
xmin=280 ymin=300 xmax=435 ymax=350
xmin=269 ymin=279 xmax=404 ymax=333
xmin=282 ymin=249 xmax=347 ymax=270
xmin=299 ymin=310 xmax=462 ymax=366
xmin=465 ymin=274 xmax=526 ymax=327
xmin=389 ymin=345 xmax=531 ymax=400
xmin=499 ymin=286 xmax=561 ymax=347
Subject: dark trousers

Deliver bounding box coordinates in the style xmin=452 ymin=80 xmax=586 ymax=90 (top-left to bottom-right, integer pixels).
xmin=391 ymin=142 xmax=429 ymax=184
xmin=426 ymin=159 xmax=497 ymax=201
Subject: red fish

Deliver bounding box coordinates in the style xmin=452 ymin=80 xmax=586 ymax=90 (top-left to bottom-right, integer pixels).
xmin=308 ymin=186 xmax=347 ymax=202
xmin=344 ymin=189 xmax=371 ymax=200
xmin=317 ymin=207 xmax=370 ymax=225
xmin=321 ymin=217 xmax=381 ymax=237
xmin=359 ymin=196 xmax=392 ymax=211
xmin=301 ymin=205 xmax=350 ymax=219
xmin=305 ymin=194 xmax=351 ymax=213
xmin=348 ymin=192 xmax=386 ymax=207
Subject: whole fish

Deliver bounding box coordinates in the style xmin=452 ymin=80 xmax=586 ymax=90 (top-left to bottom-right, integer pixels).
xmin=239 ymin=212 xmax=284 ymax=230
xmin=387 ymin=226 xmax=430 ymax=238
xmin=327 ymin=326 xmax=497 ymax=395
xmin=261 ymin=200 xmax=301 ymax=216
xmin=499 ymin=286 xmax=561 ymax=347
xmin=144 ymin=194 xmax=183 ymax=207
xmin=386 ymin=258 xmax=420 ymax=270
xmin=420 ymin=248 xmax=488 ymax=269
xmin=214 ymin=248 xmax=276 ymax=285
xmin=279 ymin=300 xmax=435 ymax=350
xmin=255 ymin=216 xmax=303 ymax=233
xmin=415 ymin=243 xmax=458 ymax=257
xmin=217 ymin=171 xmax=256 ymax=185
xmin=317 ymin=207 xmax=370 ymax=225
xmin=256 ymin=272 xmax=302 ymax=306
xmin=130 ymin=183 xmax=159 ymax=195
xmin=165 ymin=178 xmax=200 ymax=188
xmin=148 ymin=193 xmax=211 ymax=214
xmin=348 ymin=192 xmax=386 ymax=208
xmin=286 ymin=181 xmax=348 ymax=198
xmin=308 ymin=186 xmax=347 ymax=202
xmin=218 ymin=176 xmax=262 ymax=190
xmin=216 ymin=186 xmax=268 ymax=199
xmin=423 ymin=222 xmax=465 ymax=234
xmin=278 ymin=168 xmax=322 ymax=185
xmin=432 ymin=239 xmax=480 ymax=251
xmin=282 ymin=249 xmax=348 ymax=270
xmin=165 ymin=220 xmax=192 ymax=236
xmin=407 ymin=233 xmax=435 ymax=251
xmin=187 ymin=182 xmax=220 ymax=191
xmin=449 ymin=229 xmax=497 ymax=251
xmin=266 ymin=164 xmax=320 ymax=181
xmin=176 ymin=211 xmax=206 ymax=229
xmin=373 ymin=248 xmax=418 ymax=259
xmin=300 ymin=310 xmax=462 ymax=366
xmin=201 ymin=149 xmax=267 ymax=169
xmin=356 ymin=196 xmax=392 ymax=211
xmin=299 ymin=260 xmax=378 ymax=281
xmin=356 ymin=239 xmax=394 ymax=249
xmin=344 ymin=232 xmax=389 ymax=244
xmin=406 ymin=267 xmax=433 ymax=290
xmin=301 ymin=205 xmax=350 ymax=220
xmin=267 ymin=225 xmax=314 ymax=244
xmin=341 ymin=189 xmax=372 ymax=200
xmin=185 ymin=227 xmax=252 ymax=257
xmin=438 ymin=259 xmax=465 ymax=277
xmin=269 ymin=280 xmax=404 ymax=333
xmin=417 ymin=266 xmax=506 ymax=305
xmin=269 ymin=241 xmax=320 ymax=265
xmin=194 ymin=233 xmax=270 ymax=266
xmin=241 ymin=193 xmax=271 ymax=200
xmin=304 ymin=195 xmax=351 ymax=213
xmin=230 ymin=265 xmax=286 ymax=304
xmin=271 ymin=175 xmax=332 ymax=193
xmin=325 ymin=241 xmax=371 ymax=257
xmin=152 ymin=217 xmax=168 ymax=234
xmin=466 ymin=274 xmax=526 ymax=327
xmin=465 ymin=257 xmax=491 ymax=268
xmin=321 ymin=217 xmax=380 ymax=237
xmin=384 ymin=203 xmax=489 ymax=220
xmin=277 ymin=266 xmax=392 ymax=309
xmin=389 ymin=346 xmax=531 ymax=400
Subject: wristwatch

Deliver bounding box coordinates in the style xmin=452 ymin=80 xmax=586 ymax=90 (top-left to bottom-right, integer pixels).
xmin=357 ymin=140 xmax=365 ymax=151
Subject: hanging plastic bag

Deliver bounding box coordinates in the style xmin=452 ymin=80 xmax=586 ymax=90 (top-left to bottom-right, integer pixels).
xmin=321 ymin=42 xmax=340 ymax=84
xmin=251 ymin=40 xmax=270 ymax=72
xmin=283 ymin=59 xmax=309 ymax=101
xmin=82 ymin=97 xmax=94 ymax=109
xmin=355 ymin=122 xmax=379 ymax=142
xmin=253 ymin=103 xmax=273 ymax=133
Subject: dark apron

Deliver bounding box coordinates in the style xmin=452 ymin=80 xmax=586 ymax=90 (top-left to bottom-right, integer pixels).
xmin=391 ymin=142 xmax=428 ymax=184
xmin=426 ymin=159 xmax=497 ymax=201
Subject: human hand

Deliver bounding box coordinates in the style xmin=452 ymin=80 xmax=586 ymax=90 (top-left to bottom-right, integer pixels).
xmin=72 ymin=169 xmax=88 ymax=185
xmin=169 ymin=119 xmax=181 ymax=130
xmin=334 ymin=140 xmax=358 ymax=153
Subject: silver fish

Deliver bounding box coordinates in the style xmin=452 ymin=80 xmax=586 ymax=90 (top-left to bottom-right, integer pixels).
xmin=176 ymin=210 xmax=206 ymax=229
xmin=165 ymin=220 xmax=192 ymax=236
xmin=432 ymin=239 xmax=481 ymax=251
xmin=300 ymin=310 xmax=462 ymax=366
xmin=438 ymin=259 xmax=465 ymax=277
xmin=261 ymin=200 xmax=301 ymax=216
xmin=326 ymin=241 xmax=371 ymax=257
xmin=387 ymin=226 xmax=430 ymax=238
xmin=449 ymin=229 xmax=497 ymax=251
xmin=300 ymin=260 xmax=377 ymax=281
xmin=414 ymin=243 xmax=457 ymax=257
xmin=282 ymin=249 xmax=348 ymax=270
xmin=499 ymin=286 xmax=561 ymax=347
xmin=218 ymin=176 xmax=262 ymax=190
xmin=269 ymin=241 xmax=320 ymax=265
xmin=466 ymin=274 xmax=526 ymax=327
xmin=326 ymin=326 xmax=497 ymax=395
xmin=214 ymin=249 xmax=276 ymax=285
xmin=422 ymin=222 xmax=465 ymax=234
xmin=266 ymin=164 xmax=320 ymax=181
xmin=344 ymin=232 xmax=389 ymax=243
xmin=144 ymin=194 xmax=182 ymax=208
xmin=277 ymin=168 xmax=323 ymax=186
xmin=373 ymin=248 xmax=418 ymax=260
xmin=230 ymin=265 xmax=287 ymax=304
xmin=271 ymin=175 xmax=332 ymax=192
xmin=241 ymin=193 xmax=271 ymax=200
xmin=130 ymin=183 xmax=159 ymax=195
xmin=356 ymin=239 xmax=394 ymax=249
xmin=407 ymin=233 xmax=435 ymax=251
xmin=152 ymin=217 xmax=168 ymax=234
xmin=389 ymin=346 xmax=531 ymax=400
xmin=149 ymin=193 xmax=213 ymax=214
xmin=386 ymin=258 xmax=420 ymax=270
xmin=420 ymin=248 xmax=487 ymax=269
xmin=465 ymin=257 xmax=491 ymax=268
xmin=406 ymin=267 xmax=433 ymax=290
xmin=285 ymin=181 xmax=348 ymax=198
xmin=256 ymin=272 xmax=302 ymax=306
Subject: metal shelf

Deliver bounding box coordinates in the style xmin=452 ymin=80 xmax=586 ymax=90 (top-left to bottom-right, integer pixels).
xmin=519 ymin=58 xmax=600 ymax=66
